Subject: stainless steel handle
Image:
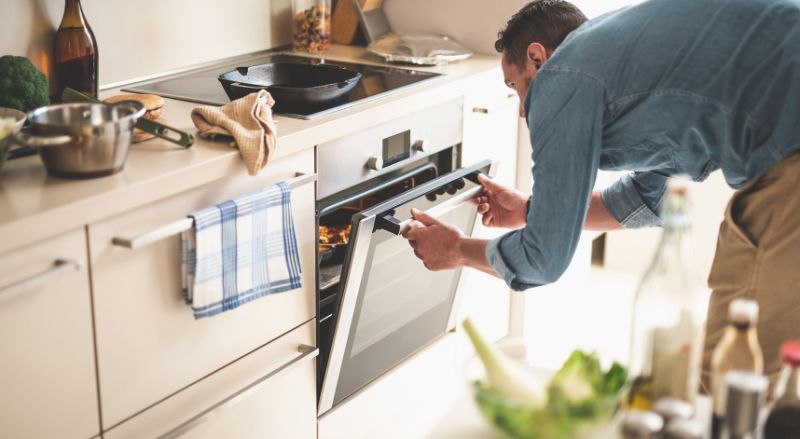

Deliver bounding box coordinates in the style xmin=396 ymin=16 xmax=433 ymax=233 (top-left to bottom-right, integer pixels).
xmin=158 ymin=344 xmax=318 ymax=439
xmin=379 ymin=185 xmax=483 ymax=236
xmin=112 ymin=173 xmax=316 ymax=250
xmin=13 ymin=131 xmax=73 ymax=148
xmin=0 ymin=259 xmax=81 ymax=302
xmin=472 ymin=93 xmax=518 ymax=114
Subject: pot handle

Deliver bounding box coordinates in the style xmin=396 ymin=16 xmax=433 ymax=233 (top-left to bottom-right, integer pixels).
xmin=135 ymin=118 xmax=195 ymax=148
xmin=13 ymin=131 xmax=73 ymax=148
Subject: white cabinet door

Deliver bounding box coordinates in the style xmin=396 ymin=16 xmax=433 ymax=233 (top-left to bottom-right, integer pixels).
xmin=89 ymin=150 xmax=317 ymax=428
xmin=456 ymin=70 xmax=519 ymax=351
xmin=105 ymin=320 xmax=317 ymax=439
xmin=0 ymin=228 xmax=99 ymax=438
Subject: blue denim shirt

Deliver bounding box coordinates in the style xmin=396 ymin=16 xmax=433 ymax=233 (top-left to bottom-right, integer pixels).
xmin=487 ymin=0 xmax=800 ymax=291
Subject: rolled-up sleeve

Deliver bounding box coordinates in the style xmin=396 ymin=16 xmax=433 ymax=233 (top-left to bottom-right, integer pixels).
xmin=486 ymin=71 xmax=605 ymax=291
xmin=600 ymin=171 xmax=667 ymax=228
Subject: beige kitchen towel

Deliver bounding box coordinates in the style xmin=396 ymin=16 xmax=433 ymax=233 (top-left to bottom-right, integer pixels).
xmin=190 ymin=90 xmax=277 ymax=176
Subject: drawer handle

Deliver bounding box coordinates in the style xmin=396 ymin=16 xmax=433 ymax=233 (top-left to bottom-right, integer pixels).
xmin=158 ymin=344 xmax=319 ymax=439
xmin=0 ymin=259 xmax=81 ymax=302
xmin=112 ymin=173 xmax=316 ymax=250
xmin=472 ymin=93 xmax=518 ymax=114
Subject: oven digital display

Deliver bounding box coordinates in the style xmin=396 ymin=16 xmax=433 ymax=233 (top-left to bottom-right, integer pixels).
xmin=382 ymin=130 xmax=411 ymax=166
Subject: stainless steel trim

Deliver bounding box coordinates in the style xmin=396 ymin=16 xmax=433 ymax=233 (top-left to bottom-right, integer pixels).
xmin=390 ymin=185 xmax=483 ymax=236
xmin=317 ymin=215 xmax=376 ymax=416
xmin=158 ymin=344 xmax=318 ymax=439
xmin=112 ymin=173 xmax=317 ymax=249
xmin=0 ymin=259 xmax=81 ymax=303
xmin=446 ymin=161 xmax=498 ymax=332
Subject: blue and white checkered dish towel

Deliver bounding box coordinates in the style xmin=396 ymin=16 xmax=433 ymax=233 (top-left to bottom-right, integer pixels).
xmin=180 ymin=181 xmax=302 ymax=319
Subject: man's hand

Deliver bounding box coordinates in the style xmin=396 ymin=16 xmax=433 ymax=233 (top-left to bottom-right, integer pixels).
xmin=471 ymin=175 xmax=529 ymax=229
xmin=403 ymin=208 xmax=465 ymax=270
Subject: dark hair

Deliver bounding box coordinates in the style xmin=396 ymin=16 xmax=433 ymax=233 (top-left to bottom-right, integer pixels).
xmin=495 ymin=0 xmax=587 ymax=67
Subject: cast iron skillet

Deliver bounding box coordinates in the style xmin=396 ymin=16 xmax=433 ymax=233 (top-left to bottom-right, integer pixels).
xmin=218 ymin=62 xmax=362 ymax=114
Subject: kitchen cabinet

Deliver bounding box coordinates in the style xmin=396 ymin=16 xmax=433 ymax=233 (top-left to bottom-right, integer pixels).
xmin=104 ymin=320 xmax=317 ymax=439
xmin=457 ymin=70 xmax=519 ymax=352
xmin=0 ymin=228 xmax=99 ymax=438
xmin=88 ymin=150 xmax=316 ymax=428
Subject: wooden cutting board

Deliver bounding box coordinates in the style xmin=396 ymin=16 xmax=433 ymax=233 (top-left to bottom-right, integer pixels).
xmin=331 ymin=0 xmax=384 ymax=45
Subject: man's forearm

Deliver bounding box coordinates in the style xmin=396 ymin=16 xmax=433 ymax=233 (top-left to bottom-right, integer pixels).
xmin=585 ymin=191 xmax=623 ymax=231
xmin=458 ymin=238 xmax=500 ymax=277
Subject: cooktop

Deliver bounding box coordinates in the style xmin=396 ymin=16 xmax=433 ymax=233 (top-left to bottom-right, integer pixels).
xmin=124 ymin=54 xmax=442 ymax=120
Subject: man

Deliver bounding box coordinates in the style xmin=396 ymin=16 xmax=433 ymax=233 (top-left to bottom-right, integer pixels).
xmin=404 ymin=0 xmax=800 ymax=384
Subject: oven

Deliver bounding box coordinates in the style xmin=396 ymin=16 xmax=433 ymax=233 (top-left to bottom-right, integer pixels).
xmin=315 ymin=97 xmax=496 ymax=416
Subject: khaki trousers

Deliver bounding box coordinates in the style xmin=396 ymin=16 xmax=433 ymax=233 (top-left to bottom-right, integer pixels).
xmin=703 ymin=153 xmax=800 ymax=386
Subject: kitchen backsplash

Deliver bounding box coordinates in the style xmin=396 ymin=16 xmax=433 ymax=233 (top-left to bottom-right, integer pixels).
xmin=1 ymin=0 xmax=291 ymax=87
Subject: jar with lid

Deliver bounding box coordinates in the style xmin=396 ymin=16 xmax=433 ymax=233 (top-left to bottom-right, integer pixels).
xmin=292 ymin=0 xmax=331 ymax=54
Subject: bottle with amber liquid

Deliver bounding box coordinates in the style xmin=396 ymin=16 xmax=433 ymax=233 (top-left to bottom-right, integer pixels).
xmin=54 ymin=0 xmax=98 ymax=100
xmin=710 ymin=299 xmax=763 ymax=439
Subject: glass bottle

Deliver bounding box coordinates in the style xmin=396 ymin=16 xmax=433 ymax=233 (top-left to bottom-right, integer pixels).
xmin=627 ymin=182 xmax=708 ymax=410
xmin=710 ymin=299 xmax=763 ymax=439
xmin=292 ymin=0 xmax=331 ymax=54
xmin=54 ymin=0 xmax=99 ymax=100
xmin=763 ymin=341 xmax=800 ymax=439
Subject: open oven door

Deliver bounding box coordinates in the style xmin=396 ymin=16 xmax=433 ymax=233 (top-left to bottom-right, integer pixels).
xmin=318 ymin=159 xmax=496 ymax=416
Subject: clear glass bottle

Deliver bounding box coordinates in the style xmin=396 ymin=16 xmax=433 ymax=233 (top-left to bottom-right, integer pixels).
xmin=711 ymin=299 xmax=764 ymax=439
xmin=763 ymin=341 xmax=800 ymax=439
xmin=54 ymin=0 xmax=98 ymax=100
xmin=292 ymin=0 xmax=331 ymax=54
xmin=627 ymin=182 xmax=709 ymax=410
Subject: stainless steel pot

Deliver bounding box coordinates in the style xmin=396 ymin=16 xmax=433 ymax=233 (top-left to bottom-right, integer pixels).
xmin=15 ymin=102 xmax=145 ymax=179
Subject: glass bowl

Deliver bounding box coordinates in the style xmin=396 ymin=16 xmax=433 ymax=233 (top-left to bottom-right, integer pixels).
xmin=0 ymin=108 xmax=26 ymax=172
xmin=465 ymin=339 xmax=625 ymax=439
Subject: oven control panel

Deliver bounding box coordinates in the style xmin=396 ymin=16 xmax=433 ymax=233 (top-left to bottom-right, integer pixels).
xmin=316 ymin=97 xmax=463 ymax=199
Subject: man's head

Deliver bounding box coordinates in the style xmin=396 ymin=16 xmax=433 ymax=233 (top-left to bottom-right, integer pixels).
xmin=496 ymin=0 xmax=586 ymax=116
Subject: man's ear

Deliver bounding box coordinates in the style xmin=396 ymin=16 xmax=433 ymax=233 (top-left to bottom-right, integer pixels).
xmin=525 ymin=42 xmax=549 ymax=70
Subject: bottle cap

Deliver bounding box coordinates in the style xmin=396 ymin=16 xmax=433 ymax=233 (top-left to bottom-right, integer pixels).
xmin=781 ymin=341 xmax=800 ymax=367
xmin=663 ymin=418 xmax=704 ymax=439
xmin=653 ymin=398 xmax=694 ymax=424
xmin=621 ymin=411 xmax=664 ymax=439
xmin=727 ymin=299 xmax=759 ymax=324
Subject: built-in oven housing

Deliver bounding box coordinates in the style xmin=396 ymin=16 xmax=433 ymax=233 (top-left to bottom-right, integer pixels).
xmin=314 ymin=97 xmax=495 ymax=416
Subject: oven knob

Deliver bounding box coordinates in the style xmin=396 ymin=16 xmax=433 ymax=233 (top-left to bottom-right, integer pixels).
xmin=366 ymin=156 xmax=384 ymax=171
xmin=413 ymin=139 xmax=430 ymax=152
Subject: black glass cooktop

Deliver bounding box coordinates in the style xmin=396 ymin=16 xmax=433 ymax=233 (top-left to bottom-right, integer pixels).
xmin=125 ymin=54 xmax=441 ymax=120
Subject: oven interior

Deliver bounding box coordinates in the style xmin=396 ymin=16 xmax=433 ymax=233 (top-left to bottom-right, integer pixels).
xmin=316 ymin=146 xmax=459 ymax=394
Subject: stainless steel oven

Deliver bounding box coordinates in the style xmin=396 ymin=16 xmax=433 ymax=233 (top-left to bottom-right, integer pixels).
xmin=315 ymin=98 xmax=495 ymax=416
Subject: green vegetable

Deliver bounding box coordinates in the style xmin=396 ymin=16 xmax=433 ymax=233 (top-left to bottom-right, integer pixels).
xmin=0 ymin=55 xmax=49 ymax=112
xmin=463 ymin=319 xmax=629 ymax=439
xmin=462 ymin=318 xmax=546 ymax=409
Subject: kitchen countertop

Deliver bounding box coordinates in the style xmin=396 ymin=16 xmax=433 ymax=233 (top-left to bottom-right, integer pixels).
xmin=0 ymin=45 xmax=502 ymax=252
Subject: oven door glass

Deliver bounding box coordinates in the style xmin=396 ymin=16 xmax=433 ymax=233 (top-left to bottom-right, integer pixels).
xmin=318 ymin=160 xmax=495 ymax=415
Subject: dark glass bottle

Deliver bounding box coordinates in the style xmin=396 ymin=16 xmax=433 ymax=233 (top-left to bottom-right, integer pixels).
xmin=763 ymin=341 xmax=800 ymax=439
xmin=54 ymin=0 xmax=98 ymax=100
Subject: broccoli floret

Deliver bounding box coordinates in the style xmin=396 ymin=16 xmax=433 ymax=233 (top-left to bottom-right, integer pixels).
xmin=0 ymin=55 xmax=49 ymax=112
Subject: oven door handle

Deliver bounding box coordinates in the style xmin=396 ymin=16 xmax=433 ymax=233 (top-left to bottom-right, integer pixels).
xmin=375 ymin=184 xmax=484 ymax=235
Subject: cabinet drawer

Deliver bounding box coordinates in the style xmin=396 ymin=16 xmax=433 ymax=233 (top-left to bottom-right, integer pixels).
xmin=104 ymin=319 xmax=317 ymax=439
xmin=0 ymin=228 xmax=99 ymax=438
xmin=89 ymin=150 xmax=316 ymax=427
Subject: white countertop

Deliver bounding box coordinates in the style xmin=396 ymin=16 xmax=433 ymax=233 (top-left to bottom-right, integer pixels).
xmin=0 ymin=45 xmax=501 ymax=252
